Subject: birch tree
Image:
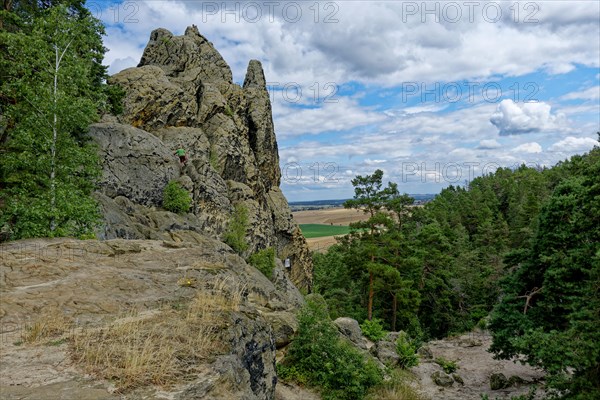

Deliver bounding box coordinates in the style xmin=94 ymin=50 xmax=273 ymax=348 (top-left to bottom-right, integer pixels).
xmin=0 ymin=5 xmax=106 ymax=239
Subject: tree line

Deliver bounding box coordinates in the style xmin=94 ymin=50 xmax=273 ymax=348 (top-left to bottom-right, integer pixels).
xmin=313 ymin=144 xmax=599 ymax=398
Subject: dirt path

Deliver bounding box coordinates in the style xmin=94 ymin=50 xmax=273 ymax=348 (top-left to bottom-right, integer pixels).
xmin=413 ymin=332 xmax=544 ymax=400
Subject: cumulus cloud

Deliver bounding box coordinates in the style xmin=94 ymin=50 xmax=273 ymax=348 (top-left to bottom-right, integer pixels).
xmin=98 ymin=1 xmax=600 ymax=86
xmin=490 ymin=100 xmax=567 ymax=135
xmin=477 ymin=139 xmax=501 ymax=150
xmin=513 ymin=142 xmax=543 ymax=153
xmin=273 ymin=97 xmax=387 ymax=137
xmin=548 ymin=137 xmax=598 ymax=152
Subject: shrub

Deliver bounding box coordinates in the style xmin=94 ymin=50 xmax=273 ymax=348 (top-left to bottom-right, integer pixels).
xmin=435 ymin=356 xmax=458 ymax=374
xmin=224 ymin=204 xmax=249 ymax=254
xmin=247 ymin=247 xmax=275 ymax=279
xmin=360 ymin=318 xmax=387 ymax=342
xmin=395 ymin=331 xmax=420 ymax=369
xmin=281 ymin=295 xmax=383 ymax=400
xmin=162 ymin=181 xmax=191 ymax=214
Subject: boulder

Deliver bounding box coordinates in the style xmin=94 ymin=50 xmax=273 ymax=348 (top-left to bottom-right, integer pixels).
xmin=371 ymin=340 xmax=400 ymax=366
xmin=334 ymin=317 xmax=365 ymax=347
xmin=263 ymin=310 xmax=299 ymax=349
xmin=418 ymin=346 xmax=434 ymax=360
xmin=431 ymin=371 xmax=454 ymax=387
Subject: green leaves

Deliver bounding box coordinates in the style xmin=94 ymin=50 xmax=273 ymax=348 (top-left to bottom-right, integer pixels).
xmin=282 ymin=295 xmax=383 ymax=400
xmin=1 ymin=5 xmax=106 ymax=240
xmin=490 ymin=147 xmax=600 ymax=398
xmin=162 ymin=181 xmax=191 ymax=214
xmin=223 ymin=203 xmax=249 ymax=254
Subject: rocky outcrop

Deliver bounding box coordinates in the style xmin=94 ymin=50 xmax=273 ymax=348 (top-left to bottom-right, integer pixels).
xmin=0 ymin=237 xmax=303 ymax=399
xmin=371 ymin=340 xmax=400 ymax=366
xmin=334 ymin=317 xmax=369 ymax=350
xmin=94 ymin=26 xmax=312 ymax=291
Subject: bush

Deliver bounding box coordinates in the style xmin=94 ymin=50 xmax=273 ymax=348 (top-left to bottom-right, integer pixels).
xmin=395 ymin=331 xmax=420 ymax=369
xmin=162 ymin=181 xmax=191 ymax=214
xmin=435 ymin=356 xmax=458 ymax=374
xmin=247 ymin=247 xmax=275 ymax=279
xmin=281 ymin=295 xmax=383 ymax=400
xmin=224 ymin=204 xmax=249 ymax=254
xmin=360 ymin=318 xmax=387 ymax=342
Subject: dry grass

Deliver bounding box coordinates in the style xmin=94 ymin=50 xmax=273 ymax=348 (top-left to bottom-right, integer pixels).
xmin=21 ymin=307 xmax=73 ymax=344
xmin=366 ymin=369 xmax=427 ymax=400
xmin=69 ymin=276 xmax=247 ymax=392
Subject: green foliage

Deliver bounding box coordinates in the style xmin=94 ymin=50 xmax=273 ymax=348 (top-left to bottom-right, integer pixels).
xmin=281 ymin=295 xmax=383 ymax=400
xmin=104 ymin=83 xmax=125 ymax=115
xmin=247 ymin=247 xmax=275 ymax=279
xmin=300 ymin=224 xmax=352 ymax=238
xmin=0 ymin=4 xmax=106 ymax=240
xmin=360 ymin=318 xmax=387 ymax=342
xmin=434 ymin=356 xmax=458 ymax=374
xmin=224 ymin=203 xmax=249 ymax=254
xmin=312 ymin=248 xmax=366 ymax=321
xmin=162 ymin=181 xmax=191 ymax=214
xmin=395 ymin=331 xmax=420 ymax=369
xmin=489 ymin=147 xmax=600 ymax=399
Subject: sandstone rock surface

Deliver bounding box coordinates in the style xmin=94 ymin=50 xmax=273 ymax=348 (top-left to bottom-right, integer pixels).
xmin=0 ymin=237 xmax=303 ymax=399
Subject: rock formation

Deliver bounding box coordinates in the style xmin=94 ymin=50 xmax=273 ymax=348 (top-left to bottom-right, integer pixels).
xmin=92 ymin=26 xmax=312 ymax=290
xmin=0 ymin=237 xmax=303 ymax=399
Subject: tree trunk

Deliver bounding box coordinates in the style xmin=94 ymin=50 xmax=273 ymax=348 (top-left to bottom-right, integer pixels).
xmin=391 ymin=293 xmax=397 ymax=331
xmin=50 ymin=46 xmax=59 ymax=232
xmin=49 ymin=38 xmax=73 ymax=232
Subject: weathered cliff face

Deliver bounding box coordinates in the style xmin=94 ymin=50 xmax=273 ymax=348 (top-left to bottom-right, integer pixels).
xmin=92 ymin=26 xmax=311 ymax=290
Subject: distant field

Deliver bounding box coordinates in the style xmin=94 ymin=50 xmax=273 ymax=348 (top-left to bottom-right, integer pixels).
xmin=299 ymin=224 xmax=352 ymax=238
xmin=293 ymin=207 xmax=368 ymax=252
xmin=293 ymin=207 xmax=369 ymax=225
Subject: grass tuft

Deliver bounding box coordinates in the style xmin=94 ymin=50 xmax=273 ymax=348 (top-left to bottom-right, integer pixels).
xmin=366 ymin=369 xmax=427 ymax=400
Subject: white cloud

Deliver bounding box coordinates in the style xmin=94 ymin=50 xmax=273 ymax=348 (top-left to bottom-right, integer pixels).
xmin=548 ymin=137 xmax=598 ymax=153
xmin=477 ymin=139 xmax=501 ymax=150
xmin=490 ymin=99 xmax=568 ymax=135
xmin=561 ymin=86 xmax=600 ymax=101
xmin=99 ymin=1 xmax=600 ymax=87
xmin=273 ymin=97 xmax=387 ymax=137
xmin=513 ymin=142 xmax=543 ymax=153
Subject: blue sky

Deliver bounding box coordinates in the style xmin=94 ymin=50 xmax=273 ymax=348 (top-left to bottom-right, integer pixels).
xmin=87 ymin=0 xmax=600 ymax=201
